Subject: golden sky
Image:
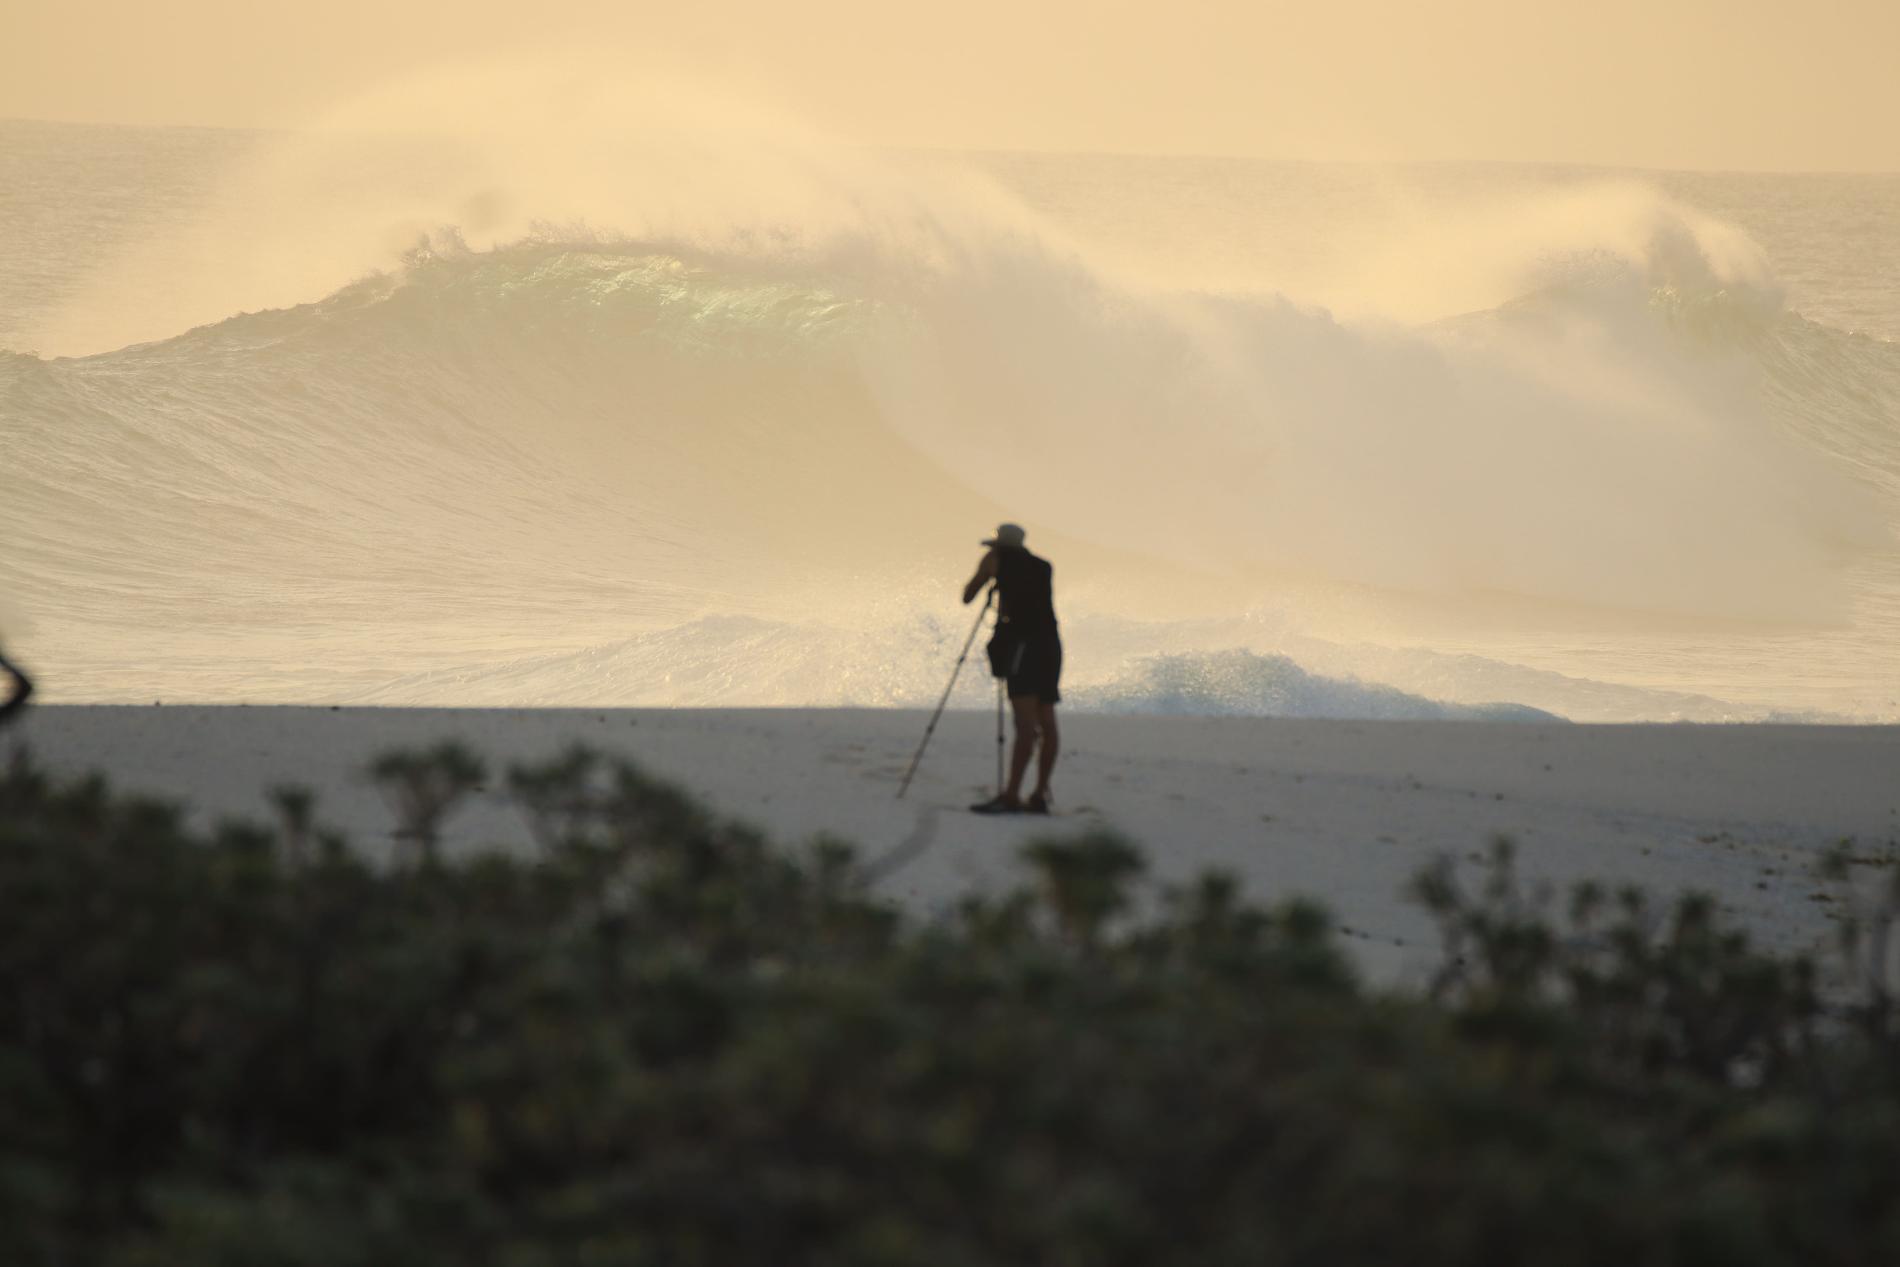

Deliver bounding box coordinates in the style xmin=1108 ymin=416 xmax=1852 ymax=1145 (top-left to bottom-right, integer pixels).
xmin=7 ymin=0 xmax=1897 ymax=170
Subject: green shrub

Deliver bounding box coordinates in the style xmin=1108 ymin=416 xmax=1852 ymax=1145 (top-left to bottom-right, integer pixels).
xmin=0 ymin=748 xmax=1895 ymax=1266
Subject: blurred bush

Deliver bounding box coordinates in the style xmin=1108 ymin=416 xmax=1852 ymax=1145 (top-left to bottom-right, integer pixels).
xmin=0 ymin=747 xmax=1895 ymax=1266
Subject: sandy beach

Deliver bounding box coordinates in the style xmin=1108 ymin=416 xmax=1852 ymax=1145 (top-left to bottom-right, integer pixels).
xmin=11 ymin=706 xmax=1895 ymax=982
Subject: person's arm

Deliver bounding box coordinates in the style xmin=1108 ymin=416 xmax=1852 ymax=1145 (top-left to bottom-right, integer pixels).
xmin=962 ymin=549 xmax=998 ymax=604
xmin=0 ymin=653 xmax=30 ymax=723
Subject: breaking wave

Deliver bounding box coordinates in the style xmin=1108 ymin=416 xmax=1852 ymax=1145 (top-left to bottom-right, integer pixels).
xmin=2 ymin=85 xmax=1895 ymax=716
xmin=5 ymin=229 xmax=1889 ymax=618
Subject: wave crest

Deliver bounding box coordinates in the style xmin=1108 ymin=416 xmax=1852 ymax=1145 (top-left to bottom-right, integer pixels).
xmin=6 ymin=218 xmax=1889 ymax=633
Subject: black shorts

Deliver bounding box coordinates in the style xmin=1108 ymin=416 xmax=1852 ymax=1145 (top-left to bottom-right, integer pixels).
xmin=1002 ymin=627 xmax=1062 ymax=704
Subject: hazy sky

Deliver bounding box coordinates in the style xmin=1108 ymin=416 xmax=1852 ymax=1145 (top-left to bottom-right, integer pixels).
xmin=7 ymin=0 xmax=1898 ymax=170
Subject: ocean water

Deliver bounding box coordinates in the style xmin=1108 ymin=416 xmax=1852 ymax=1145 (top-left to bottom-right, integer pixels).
xmin=3 ymin=110 xmax=1898 ymax=722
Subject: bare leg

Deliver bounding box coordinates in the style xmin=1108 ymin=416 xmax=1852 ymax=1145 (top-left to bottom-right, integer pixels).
xmin=1031 ymin=703 xmax=1058 ymax=801
xmin=1005 ymin=695 xmax=1041 ymax=803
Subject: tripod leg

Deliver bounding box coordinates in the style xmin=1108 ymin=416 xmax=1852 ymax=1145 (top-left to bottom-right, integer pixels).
xmin=896 ymin=589 xmax=995 ymax=799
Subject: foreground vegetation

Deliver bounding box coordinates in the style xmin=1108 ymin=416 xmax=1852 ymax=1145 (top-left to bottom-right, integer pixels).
xmin=2 ymin=744 xmax=1898 ymax=1266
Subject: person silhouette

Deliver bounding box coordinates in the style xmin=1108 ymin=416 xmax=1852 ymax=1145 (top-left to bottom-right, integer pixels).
xmin=963 ymin=523 xmax=1062 ymax=814
xmin=0 ymin=645 xmax=33 ymax=725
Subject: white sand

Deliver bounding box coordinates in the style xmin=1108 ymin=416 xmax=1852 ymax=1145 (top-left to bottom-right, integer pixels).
xmin=11 ymin=706 xmax=1898 ymax=982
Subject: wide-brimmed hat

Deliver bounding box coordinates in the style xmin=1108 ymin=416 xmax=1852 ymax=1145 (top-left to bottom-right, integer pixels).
xmin=981 ymin=522 xmax=1026 ymax=549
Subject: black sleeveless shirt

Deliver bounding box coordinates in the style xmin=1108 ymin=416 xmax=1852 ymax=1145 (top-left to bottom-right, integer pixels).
xmin=996 ymin=547 xmax=1057 ymax=632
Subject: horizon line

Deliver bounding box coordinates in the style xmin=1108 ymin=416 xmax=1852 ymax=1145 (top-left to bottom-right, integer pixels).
xmin=4 ymin=114 xmax=1896 ymax=180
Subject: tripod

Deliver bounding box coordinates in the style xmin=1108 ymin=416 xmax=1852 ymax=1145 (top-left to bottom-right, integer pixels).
xmin=897 ymin=587 xmax=999 ymax=800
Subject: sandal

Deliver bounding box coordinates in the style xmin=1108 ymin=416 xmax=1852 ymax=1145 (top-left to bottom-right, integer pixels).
xmin=1024 ymin=791 xmax=1053 ymax=815
xmin=969 ymin=795 xmax=1021 ymax=815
